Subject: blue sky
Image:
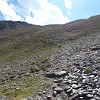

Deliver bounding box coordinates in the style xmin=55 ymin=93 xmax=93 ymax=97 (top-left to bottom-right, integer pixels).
xmin=0 ymin=0 xmax=100 ymax=25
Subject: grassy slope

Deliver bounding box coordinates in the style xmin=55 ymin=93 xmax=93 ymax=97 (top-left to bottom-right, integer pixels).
xmin=0 ymin=76 xmax=50 ymax=100
xmin=0 ymin=15 xmax=100 ymax=62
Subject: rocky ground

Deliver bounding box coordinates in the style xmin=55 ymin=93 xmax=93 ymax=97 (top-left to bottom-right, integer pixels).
xmin=34 ymin=33 xmax=100 ymax=100
xmin=0 ymin=15 xmax=100 ymax=100
xmin=0 ymin=32 xmax=100 ymax=100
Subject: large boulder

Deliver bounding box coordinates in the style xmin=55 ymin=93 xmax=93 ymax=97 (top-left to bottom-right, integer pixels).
xmin=45 ymin=70 xmax=67 ymax=78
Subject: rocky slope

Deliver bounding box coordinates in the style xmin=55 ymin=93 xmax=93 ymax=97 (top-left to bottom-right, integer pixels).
xmin=0 ymin=15 xmax=100 ymax=100
xmin=35 ymin=32 xmax=100 ymax=100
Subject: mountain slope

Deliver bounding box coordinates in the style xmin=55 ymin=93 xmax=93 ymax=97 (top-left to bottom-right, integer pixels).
xmin=0 ymin=15 xmax=100 ymax=62
xmin=0 ymin=21 xmax=35 ymax=30
xmin=0 ymin=15 xmax=100 ymax=100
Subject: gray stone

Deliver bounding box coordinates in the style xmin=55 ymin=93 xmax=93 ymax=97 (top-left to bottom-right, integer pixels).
xmin=65 ymin=86 xmax=71 ymax=90
xmin=27 ymin=96 xmax=33 ymax=100
xmin=38 ymin=91 xmax=42 ymax=96
xmin=46 ymin=95 xmax=52 ymax=100
xmin=90 ymin=98 xmax=96 ymax=100
xmin=43 ymin=91 xmax=46 ymax=94
xmin=46 ymin=70 xmax=67 ymax=78
xmin=53 ymin=78 xmax=63 ymax=83
xmin=91 ymin=46 xmax=100 ymax=51
xmin=71 ymin=84 xmax=79 ymax=89
xmin=52 ymin=91 xmax=57 ymax=97
xmin=45 ymin=72 xmax=55 ymax=78
xmin=56 ymin=97 xmax=62 ymax=100
xmin=86 ymin=94 xmax=93 ymax=98
xmin=65 ymin=87 xmax=72 ymax=94
xmin=71 ymin=94 xmax=79 ymax=100
xmin=52 ymin=83 xmax=57 ymax=89
xmin=94 ymin=96 xmax=100 ymax=100
xmin=54 ymin=87 xmax=63 ymax=93
xmin=79 ymin=96 xmax=84 ymax=99
xmin=54 ymin=70 xmax=67 ymax=77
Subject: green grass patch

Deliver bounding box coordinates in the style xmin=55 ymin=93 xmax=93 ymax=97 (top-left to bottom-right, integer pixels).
xmin=0 ymin=76 xmax=50 ymax=100
xmin=0 ymin=37 xmax=61 ymax=62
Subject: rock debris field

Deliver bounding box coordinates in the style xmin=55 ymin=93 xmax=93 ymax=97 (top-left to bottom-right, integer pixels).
xmin=34 ymin=33 xmax=100 ymax=100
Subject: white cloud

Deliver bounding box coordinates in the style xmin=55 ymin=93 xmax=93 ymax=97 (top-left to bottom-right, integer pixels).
xmin=0 ymin=0 xmax=22 ymax=21
xmin=64 ymin=0 xmax=72 ymax=10
xmin=0 ymin=0 xmax=70 ymax=25
xmin=17 ymin=0 xmax=69 ymax=25
xmin=64 ymin=0 xmax=72 ymax=16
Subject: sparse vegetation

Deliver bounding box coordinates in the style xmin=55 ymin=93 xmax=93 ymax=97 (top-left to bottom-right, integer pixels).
xmin=85 ymin=67 xmax=93 ymax=74
xmin=0 ymin=15 xmax=100 ymax=99
xmin=0 ymin=76 xmax=50 ymax=100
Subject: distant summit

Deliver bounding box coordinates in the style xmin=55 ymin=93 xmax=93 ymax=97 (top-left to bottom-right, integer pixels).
xmin=0 ymin=14 xmax=100 ymax=31
xmin=0 ymin=21 xmax=34 ymax=31
xmin=89 ymin=14 xmax=100 ymax=20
